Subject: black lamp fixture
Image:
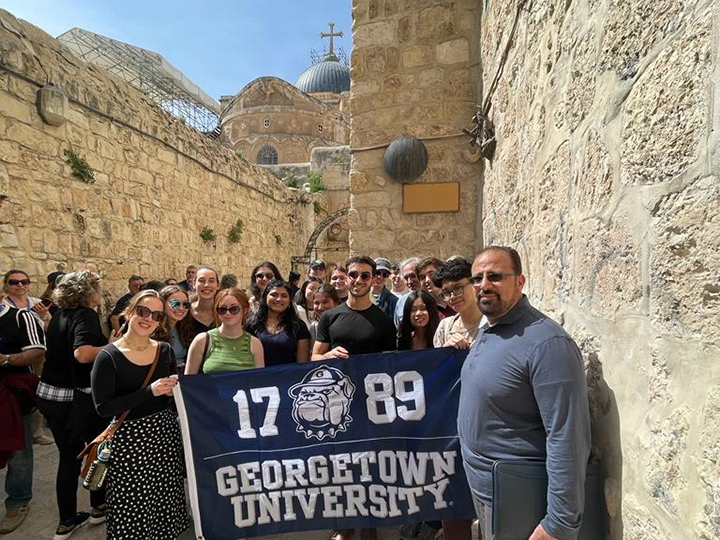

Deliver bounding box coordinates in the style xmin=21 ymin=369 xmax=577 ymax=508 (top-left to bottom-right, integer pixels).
xmin=383 ymin=136 xmax=428 ymax=183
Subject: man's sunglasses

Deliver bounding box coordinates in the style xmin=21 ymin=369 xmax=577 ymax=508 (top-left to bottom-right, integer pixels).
xmin=348 ymin=271 xmax=373 ymax=281
xmin=135 ymin=305 xmax=165 ymax=322
xmin=376 ymin=271 xmax=390 ymax=278
xmin=169 ymin=300 xmax=191 ymax=310
xmin=469 ymin=272 xmax=515 ymax=285
xmin=7 ymin=279 xmax=30 ymax=286
xmin=217 ymin=305 xmax=242 ymax=315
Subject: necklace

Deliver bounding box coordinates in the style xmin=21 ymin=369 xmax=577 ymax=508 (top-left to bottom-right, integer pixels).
xmin=123 ymin=337 xmax=151 ymax=352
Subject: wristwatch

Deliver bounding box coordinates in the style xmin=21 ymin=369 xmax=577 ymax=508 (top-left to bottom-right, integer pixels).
xmin=1 ymin=354 xmax=11 ymax=367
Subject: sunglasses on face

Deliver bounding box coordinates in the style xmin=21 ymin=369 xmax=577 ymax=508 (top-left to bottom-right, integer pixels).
xmin=469 ymin=272 xmax=515 ymax=285
xmin=255 ymin=272 xmax=274 ymax=280
xmin=135 ymin=305 xmax=165 ymax=322
xmin=376 ymin=271 xmax=390 ymax=278
xmin=7 ymin=279 xmax=30 ymax=286
xmin=217 ymin=305 xmax=242 ymax=315
xmin=348 ymin=271 xmax=373 ymax=281
xmin=169 ymin=300 xmax=191 ymax=310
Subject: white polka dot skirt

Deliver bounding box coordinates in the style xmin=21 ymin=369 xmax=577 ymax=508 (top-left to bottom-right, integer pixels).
xmin=106 ymin=408 xmax=189 ymax=539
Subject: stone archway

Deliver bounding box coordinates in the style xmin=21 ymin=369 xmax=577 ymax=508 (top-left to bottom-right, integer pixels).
xmin=291 ymin=206 xmax=349 ymax=271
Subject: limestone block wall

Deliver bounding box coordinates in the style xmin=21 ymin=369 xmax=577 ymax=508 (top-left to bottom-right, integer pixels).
xmin=349 ymin=0 xmax=483 ymax=261
xmin=0 ymin=10 xmax=313 ymax=309
xmin=480 ymin=0 xmax=719 ymax=538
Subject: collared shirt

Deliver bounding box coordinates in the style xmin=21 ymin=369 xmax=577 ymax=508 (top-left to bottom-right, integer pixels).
xmin=458 ymin=295 xmax=591 ymax=540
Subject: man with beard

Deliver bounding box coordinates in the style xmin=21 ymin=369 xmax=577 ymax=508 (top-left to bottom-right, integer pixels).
xmin=458 ymin=246 xmax=591 ymax=540
xmin=311 ymin=256 xmax=396 ymax=540
xmin=312 ymin=256 xmax=396 ymax=361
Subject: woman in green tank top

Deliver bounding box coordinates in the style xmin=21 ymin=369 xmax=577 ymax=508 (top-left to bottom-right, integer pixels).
xmin=184 ymin=288 xmax=264 ymax=374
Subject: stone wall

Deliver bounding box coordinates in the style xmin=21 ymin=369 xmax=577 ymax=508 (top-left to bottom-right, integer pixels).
xmin=349 ymin=0 xmax=483 ymax=261
xmin=0 ymin=9 xmax=314 ymax=310
xmin=480 ymin=0 xmax=719 ymax=538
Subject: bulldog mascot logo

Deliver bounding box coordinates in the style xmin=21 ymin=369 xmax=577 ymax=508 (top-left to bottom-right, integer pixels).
xmin=289 ymin=366 xmax=356 ymax=440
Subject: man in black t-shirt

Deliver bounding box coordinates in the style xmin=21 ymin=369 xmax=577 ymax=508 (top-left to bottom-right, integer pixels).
xmin=312 ymin=256 xmax=396 ymax=360
xmin=0 ymin=301 xmax=46 ymax=533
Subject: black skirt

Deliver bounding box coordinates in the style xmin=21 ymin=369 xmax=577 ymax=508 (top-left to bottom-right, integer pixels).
xmin=106 ymin=408 xmax=189 ymax=539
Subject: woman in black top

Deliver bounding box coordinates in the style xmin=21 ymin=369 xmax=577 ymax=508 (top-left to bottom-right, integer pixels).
xmin=189 ymin=266 xmax=219 ymax=336
xmin=92 ymin=290 xmax=188 ymax=540
xmin=36 ymin=271 xmax=117 ymax=538
xmin=246 ymin=279 xmax=310 ymax=365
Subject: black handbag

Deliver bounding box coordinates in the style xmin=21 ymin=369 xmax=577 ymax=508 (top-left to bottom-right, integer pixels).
xmin=491 ymin=460 xmax=606 ymax=540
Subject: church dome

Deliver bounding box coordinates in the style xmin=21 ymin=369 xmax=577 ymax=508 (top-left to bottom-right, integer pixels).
xmin=295 ymin=56 xmax=350 ymax=94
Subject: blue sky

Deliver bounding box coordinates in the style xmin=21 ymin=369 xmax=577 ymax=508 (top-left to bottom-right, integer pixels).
xmin=2 ymin=0 xmax=352 ymax=100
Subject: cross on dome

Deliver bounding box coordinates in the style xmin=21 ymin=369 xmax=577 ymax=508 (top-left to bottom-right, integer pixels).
xmin=320 ymin=22 xmax=343 ymax=60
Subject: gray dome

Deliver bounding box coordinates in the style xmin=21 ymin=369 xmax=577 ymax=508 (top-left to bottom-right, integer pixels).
xmin=295 ymin=57 xmax=350 ymax=94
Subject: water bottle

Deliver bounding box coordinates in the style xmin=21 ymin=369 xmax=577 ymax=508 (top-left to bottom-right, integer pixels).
xmin=83 ymin=441 xmax=112 ymax=491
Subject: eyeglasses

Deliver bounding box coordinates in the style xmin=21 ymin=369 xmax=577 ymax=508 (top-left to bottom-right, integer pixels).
xmin=135 ymin=305 xmax=165 ymax=322
xmin=255 ymin=272 xmax=274 ymax=280
xmin=169 ymin=300 xmax=191 ymax=310
xmin=376 ymin=271 xmax=390 ymax=278
xmin=441 ymin=282 xmax=471 ymax=301
xmin=469 ymin=272 xmax=515 ymax=285
xmin=348 ymin=271 xmax=373 ymax=281
xmin=7 ymin=279 xmax=30 ymax=286
xmin=217 ymin=305 xmax=242 ymax=315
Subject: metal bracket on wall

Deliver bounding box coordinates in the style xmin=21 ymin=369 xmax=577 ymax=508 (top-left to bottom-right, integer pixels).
xmin=291 ymin=206 xmax=350 ymax=271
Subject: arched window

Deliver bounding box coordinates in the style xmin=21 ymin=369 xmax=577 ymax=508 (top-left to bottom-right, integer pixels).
xmin=257 ymin=145 xmax=278 ymax=165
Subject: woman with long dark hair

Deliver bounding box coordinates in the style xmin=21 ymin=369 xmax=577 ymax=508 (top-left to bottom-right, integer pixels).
xmin=92 ymin=290 xmax=188 ymax=540
xmin=248 ymin=261 xmax=283 ymax=313
xmin=397 ymin=290 xmax=440 ymax=351
xmin=295 ymin=276 xmax=323 ymax=326
xmin=246 ymin=279 xmax=310 ymax=365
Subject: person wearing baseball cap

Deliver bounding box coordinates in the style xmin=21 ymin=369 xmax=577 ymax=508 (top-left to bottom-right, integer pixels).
xmin=308 ymin=260 xmax=326 ymax=281
xmin=371 ymin=257 xmax=397 ymax=318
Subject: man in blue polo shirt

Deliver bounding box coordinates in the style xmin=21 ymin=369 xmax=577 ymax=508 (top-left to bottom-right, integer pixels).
xmin=458 ymin=246 xmax=591 ymax=540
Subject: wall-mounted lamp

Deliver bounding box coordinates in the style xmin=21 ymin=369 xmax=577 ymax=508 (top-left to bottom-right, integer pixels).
xmin=383 ymin=136 xmax=428 ymax=183
xmin=36 ymin=84 xmax=68 ymax=126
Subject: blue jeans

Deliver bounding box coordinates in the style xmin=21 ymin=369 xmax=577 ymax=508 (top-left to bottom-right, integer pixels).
xmin=4 ymin=414 xmax=33 ymax=509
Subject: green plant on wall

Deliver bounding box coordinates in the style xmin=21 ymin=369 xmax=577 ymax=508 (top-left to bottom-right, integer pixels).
xmin=63 ymin=149 xmax=95 ymax=183
xmin=200 ymin=226 xmax=217 ymax=244
xmin=235 ymin=149 xmax=244 ymax=160
xmin=306 ymin=171 xmax=325 ymax=193
xmin=227 ymin=219 xmax=244 ymax=244
xmin=274 ymin=234 xmax=283 ymax=246
xmin=313 ymin=201 xmax=325 ymax=215
xmin=283 ymin=171 xmax=299 ymax=188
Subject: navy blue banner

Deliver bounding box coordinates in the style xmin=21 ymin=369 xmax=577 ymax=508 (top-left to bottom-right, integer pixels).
xmin=174 ymin=348 xmax=474 ymax=540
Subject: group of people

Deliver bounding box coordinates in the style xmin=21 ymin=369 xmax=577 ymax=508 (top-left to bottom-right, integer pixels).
xmin=0 ymin=246 xmax=591 ymax=540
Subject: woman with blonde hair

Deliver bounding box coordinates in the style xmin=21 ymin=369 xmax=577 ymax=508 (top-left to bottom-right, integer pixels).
xmin=91 ymin=290 xmax=188 ymax=540
xmin=154 ymin=285 xmax=195 ymax=370
xmin=185 ymin=288 xmax=263 ymax=374
xmin=36 ymin=271 xmax=115 ymax=538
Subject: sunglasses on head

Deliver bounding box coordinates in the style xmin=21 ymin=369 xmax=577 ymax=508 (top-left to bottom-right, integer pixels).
xmin=348 ymin=271 xmax=373 ymax=281
xmin=255 ymin=272 xmax=274 ymax=280
xmin=217 ymin=305 xmax=242 ymax=315
xmin=169 ymin=300 xmax=191 ymax=310
xmin=135 ymin=305 xmax=165 ymax=322
xmin=7 ymin=279 xmax=30 ymax=286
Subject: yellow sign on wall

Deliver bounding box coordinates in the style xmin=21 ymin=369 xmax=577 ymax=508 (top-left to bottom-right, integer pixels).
xmin=403 ymin=182 xmax=460 ymax=213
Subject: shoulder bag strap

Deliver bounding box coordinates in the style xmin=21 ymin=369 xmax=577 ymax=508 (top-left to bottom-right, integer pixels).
xmin=105 ymin=343 xmax=162 ymax=438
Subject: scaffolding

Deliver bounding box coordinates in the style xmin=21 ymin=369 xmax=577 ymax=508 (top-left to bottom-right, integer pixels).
xmin=57 ymin=28 xmax=221 ymax=133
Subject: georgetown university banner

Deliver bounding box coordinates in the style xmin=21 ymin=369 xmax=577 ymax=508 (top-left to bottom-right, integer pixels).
xmin=174 ymin=348 xmax=474 ymax=539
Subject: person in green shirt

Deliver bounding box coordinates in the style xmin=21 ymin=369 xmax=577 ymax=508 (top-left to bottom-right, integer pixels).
xmin=184 ymin=288 xmax=264 ymax=374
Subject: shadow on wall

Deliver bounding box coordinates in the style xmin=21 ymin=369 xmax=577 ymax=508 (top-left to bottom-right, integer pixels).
xmin=586 ymin=351 xmax=623 ymax=540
